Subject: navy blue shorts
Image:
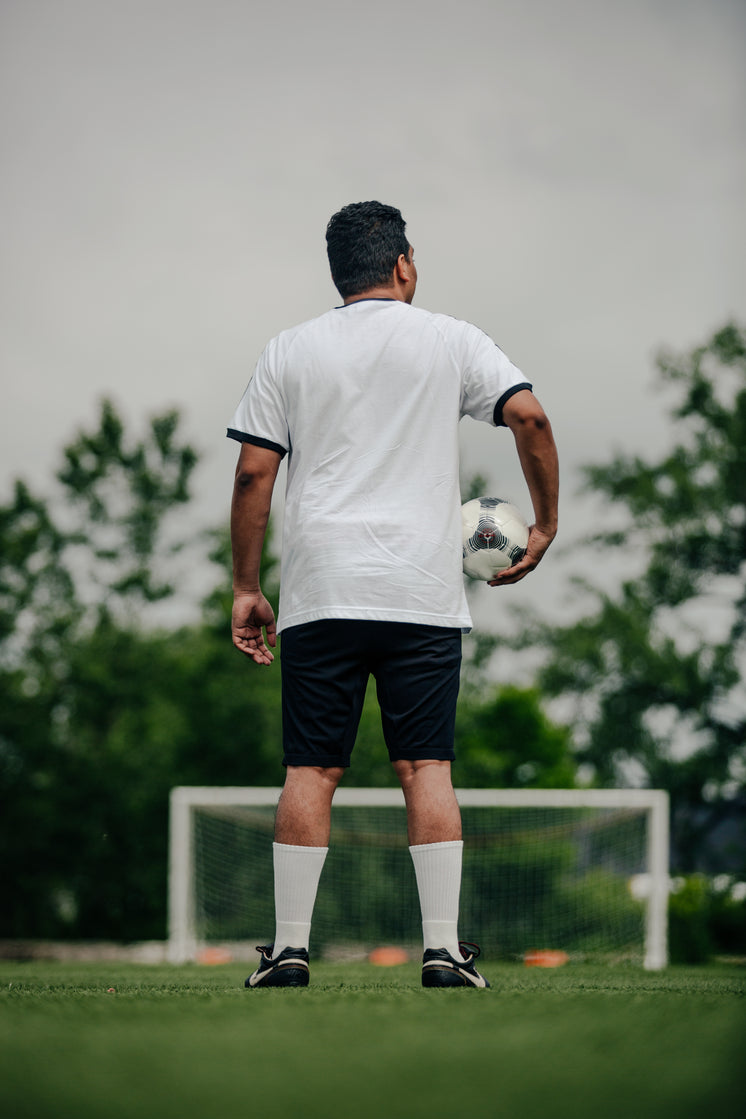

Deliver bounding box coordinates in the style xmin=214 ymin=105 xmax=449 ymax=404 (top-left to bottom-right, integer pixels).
xmin=280 ymin=620 xmax=462 ymax=768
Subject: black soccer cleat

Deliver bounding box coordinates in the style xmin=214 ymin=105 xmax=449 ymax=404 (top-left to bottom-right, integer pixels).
xmin=421 ymin=941 xmax=490 ymax=988
xmin=245 ymin=944 xmax=310 ymax=989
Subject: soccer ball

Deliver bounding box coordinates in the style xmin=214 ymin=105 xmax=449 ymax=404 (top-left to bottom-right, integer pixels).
xmin=461 ymin=497 xmax=529 ymax=580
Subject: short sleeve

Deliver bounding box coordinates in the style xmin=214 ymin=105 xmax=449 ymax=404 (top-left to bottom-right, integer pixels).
xmin=457 ymin=322 xmax=532 ymax=427
xmin=226 ymin=341 xmax=289 ymax=457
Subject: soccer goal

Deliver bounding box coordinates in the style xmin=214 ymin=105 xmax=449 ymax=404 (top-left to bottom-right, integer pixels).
xmin=168 ymin=786 xmax=669 ymax=969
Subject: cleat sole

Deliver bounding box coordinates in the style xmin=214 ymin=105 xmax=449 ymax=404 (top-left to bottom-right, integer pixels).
xmin=246 ymin=967 xmax=309 ymax=989
xmin=422 ymin=967 xmax=468 ymax=988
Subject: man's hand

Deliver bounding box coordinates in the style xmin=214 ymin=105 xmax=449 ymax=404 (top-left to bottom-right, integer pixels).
xmin=487 ymin=524 xmax=555 ymax=586
xmin=232 ymin=591 xmax=277 ymax=665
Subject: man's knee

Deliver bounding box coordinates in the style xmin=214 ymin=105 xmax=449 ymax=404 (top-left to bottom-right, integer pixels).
xmin=393 ymin=758 xmax=452 ymax=788
xmin=285 ymin=764 xmax=345 ymax=791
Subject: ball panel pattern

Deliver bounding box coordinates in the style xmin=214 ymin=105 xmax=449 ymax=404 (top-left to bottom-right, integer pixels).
xmin=461 ymin=497 xmax=529 ymax=580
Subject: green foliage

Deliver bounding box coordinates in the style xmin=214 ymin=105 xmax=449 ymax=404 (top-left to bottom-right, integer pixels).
xmin=668 ymin=875 xmax=746 ymax=964
xmin=461 ymin=470 xmax=490 ymax=503
xmin=1 ymin=589 xmax=287 ymax=938
xmin=1 ymin=401 xmax=279 ymax=938
xmin=58 ymin=399 xmax=198 ymax=606
xmin=455 ymin=685 xmax=576 ymax=788
xmin=515 ymin=322 xmax=746 ymax=873
xmin=668 ymin=875 xmax=713 ymax=963
xmin=0 ymin=480 xmax=77 ymax=668
xmin=1 ymin=404 xmax=575 ymax=939
xmin=583 ymin=322 xmax=746 ymax=599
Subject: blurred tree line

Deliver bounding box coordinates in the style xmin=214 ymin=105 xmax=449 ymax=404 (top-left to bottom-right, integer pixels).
xmin=0 ymin=405 xmax=573 ymax=941
xmin=515 ymin=321 xmax=746 ymax=879
xmin=1 ymin=322 xmax=742 ymax=943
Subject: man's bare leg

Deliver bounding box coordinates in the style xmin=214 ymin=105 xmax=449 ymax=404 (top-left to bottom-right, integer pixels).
xmin=269 ymin=765 xmax=344 ymax=957
xmin=275 ymin=764 xmax=345 ymax=845
xmin=393 ymin=758 xmax=461 ymax=845
xmin=394 ymin=758 xmax=464 ymax=961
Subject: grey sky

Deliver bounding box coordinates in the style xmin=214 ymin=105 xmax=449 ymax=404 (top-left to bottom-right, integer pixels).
xmin=2 ymin=0 xmax=745 ymax=624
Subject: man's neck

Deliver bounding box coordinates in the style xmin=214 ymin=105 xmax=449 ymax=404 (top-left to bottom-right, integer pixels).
xmin=343 ymin=286 xmax=401 ymax=306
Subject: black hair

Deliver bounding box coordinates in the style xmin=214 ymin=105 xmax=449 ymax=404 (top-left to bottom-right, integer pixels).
xmin=325 ymin=201 xmax=410 ymax=299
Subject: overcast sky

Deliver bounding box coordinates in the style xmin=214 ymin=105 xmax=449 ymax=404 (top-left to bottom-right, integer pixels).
xmin=2 ymin=0 xmax=744 ymax=626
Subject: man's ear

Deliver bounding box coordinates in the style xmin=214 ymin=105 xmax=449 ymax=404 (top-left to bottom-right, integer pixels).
xmin=395 ymin=252 xmax=413 ymax=281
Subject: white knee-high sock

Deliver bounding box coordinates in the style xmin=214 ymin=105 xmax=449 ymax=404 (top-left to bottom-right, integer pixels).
xmin=409 ymin=840 xmax=464 ymax=959
xmin=272 ymin=842 xmax=328 ymax=957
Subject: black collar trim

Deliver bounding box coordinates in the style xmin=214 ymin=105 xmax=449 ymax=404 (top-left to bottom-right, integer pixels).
xmin=336 ymin=298 xmax=397 ymax=308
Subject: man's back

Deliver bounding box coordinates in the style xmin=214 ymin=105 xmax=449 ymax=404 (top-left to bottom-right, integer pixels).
xmin=229 ymin=298 xmax=529 ymax=632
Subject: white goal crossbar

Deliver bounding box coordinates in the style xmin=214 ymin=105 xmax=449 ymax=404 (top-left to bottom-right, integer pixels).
xmin=168 ymin=786 xmax=669 ymax=969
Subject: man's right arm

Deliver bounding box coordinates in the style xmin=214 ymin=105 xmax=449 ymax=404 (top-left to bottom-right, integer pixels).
xmin=489 ymin=390 xmax=559 ymax=586
xmin=230 ymin=441 xmax=282 ymax=663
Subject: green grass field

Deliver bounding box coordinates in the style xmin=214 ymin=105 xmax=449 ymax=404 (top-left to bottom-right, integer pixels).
xmin=1 ymin=960 xmax=744 ymax=1119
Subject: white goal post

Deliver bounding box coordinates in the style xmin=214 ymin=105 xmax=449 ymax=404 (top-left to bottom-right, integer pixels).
xmin=168 ymin=786 xmax=669 ymax=969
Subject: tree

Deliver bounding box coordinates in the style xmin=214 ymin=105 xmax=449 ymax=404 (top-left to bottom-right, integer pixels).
xmin=0 ymin=399 xmax=199 ymax=667
xmin=1 ymin=401 xmax=577 ymax=939
xmin=517 ymin=322 xmax=746 ymax=872
xmin=56 ymin=398 xmax=199 ymax=611
xmin=0 ymin=400 xmax=210 ymax=938
xmin=454 ymin=684 xmax=576 ymax=788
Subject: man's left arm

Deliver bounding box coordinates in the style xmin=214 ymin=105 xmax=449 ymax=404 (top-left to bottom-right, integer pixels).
xmin=230 ymin=441 xmax=283 ymax=663
xmin=489 ymin=390 xmax=559 ymax=586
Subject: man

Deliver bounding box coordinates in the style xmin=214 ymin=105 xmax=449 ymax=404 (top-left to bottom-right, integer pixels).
xmin=228 ymin=201 xmax=559 ymax=989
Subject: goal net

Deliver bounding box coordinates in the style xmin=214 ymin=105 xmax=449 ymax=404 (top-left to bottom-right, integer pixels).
xmin=168 ymin=787 xmax=669 ymax=968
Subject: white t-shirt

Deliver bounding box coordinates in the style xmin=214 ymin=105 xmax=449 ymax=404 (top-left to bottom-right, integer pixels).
xmin=228 ymin=299 xmax=531 ymax=633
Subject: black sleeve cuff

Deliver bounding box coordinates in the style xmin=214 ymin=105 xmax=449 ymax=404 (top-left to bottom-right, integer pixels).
xmin=226 ymin=429 xmax=288 ymax=459
xmin=493 ymin=383 xmax=533 ymax=426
